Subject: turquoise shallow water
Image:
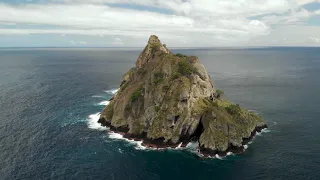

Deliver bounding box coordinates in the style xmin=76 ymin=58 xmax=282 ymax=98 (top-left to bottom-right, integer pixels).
xmin=0 ymin=47 xmax=319 ymax=180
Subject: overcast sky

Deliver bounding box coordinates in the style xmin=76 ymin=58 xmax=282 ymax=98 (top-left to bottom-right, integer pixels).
xmin=0 ymin=0 xmax=319 ymax=47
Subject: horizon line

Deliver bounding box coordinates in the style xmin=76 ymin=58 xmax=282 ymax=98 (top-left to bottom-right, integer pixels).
xmin=0 ymin=46 xmax=319 ymax=49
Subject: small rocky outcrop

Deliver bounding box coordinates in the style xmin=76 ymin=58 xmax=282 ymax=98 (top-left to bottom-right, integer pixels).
xmin=99 ymin=35 xmax=267 ymax=157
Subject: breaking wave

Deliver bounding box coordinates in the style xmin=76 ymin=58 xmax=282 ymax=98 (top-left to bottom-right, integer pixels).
xmin=87 ymin=112 xmax=107 ymax=131
xmin=107 ymin=131 xmax=147 ymax=150
xmin=97 ymin=101 xmax=110 ymax=106
xmin=105 ymin=88 xmax=119 ymax=95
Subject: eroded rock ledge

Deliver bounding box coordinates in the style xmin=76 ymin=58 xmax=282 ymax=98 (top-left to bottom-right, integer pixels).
xmin=98 ymin=35 xmax=267 ymax=157
xmin=99 ymin=117 xmax=267 ymax=157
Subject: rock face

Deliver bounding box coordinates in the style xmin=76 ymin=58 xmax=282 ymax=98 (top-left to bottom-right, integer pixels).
xmin=99 ymin=35 xmax=267 ymax=156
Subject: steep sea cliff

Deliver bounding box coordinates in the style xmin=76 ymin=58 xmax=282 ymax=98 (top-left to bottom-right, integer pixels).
xmin=98 ymin=36 xmax=267 ymax=156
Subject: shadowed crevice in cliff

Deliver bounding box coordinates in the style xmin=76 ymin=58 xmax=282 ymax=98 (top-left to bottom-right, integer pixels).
xmin=190 ymin=118 xmax=204 ymax=142
xmin=178 ymin=117 xmax=205 ymax=147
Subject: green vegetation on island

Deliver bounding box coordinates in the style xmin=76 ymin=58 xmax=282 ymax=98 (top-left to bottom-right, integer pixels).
xmin=99 ymin=35 xmax=267 ymax=155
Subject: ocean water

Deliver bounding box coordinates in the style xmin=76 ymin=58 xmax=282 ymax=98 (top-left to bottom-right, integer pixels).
xmin=0 ymin=47 xmax=320 ymax=180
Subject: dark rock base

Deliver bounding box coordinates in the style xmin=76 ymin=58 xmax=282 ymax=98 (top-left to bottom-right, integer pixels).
xmin=200 ymin=124 xmax=268 ymax=157
xmin=98 ymin=117 xmax=268 ymax=158
xmin=98 ymin=117 xmax=182 ymax=149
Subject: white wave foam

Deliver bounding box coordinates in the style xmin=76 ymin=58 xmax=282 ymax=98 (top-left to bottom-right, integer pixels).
xmin=87 ymin=113 xmax=107 ymax=131
xmin=262 ymin=128 xmax=271 ymax=133
xmin=215 ymin=154 xmax=224 ymax=159
xmin=107 ymin=132 xmax=202 ymax=153
xmin=186 ymin=142 xmax=199 ymax=151
xmin=256 ymin=132 xmax=262 ymax=136
xmin=92 ymin=95 xmax=103 ymax=98
xmin=256 ymin=128 xmax=270 ymax=136
xmin=248 ymin=109 xmax=260 ymax=115
xmin=105 ymin=88 xmax=119 ymax=95
xmin=108 ymin=131 xmax=124 ymax=139
xmin=107 ymin=131 xmax=150 ymax=150
xmin=97 ymin=101 xmax=110 ymax=106
xmin=175 ymin=143 xmax=183 ymax=149
xmin=105 ymin=132 xmax=242 ymax=159
xmin=184 ymin=142 xmax=206 ymax=158
xmin=104 ymin=129 xmax=254 ymax=159
xmin=134 ymin=142 xmax=148 ymax=150
xmin=107 ymin=131 xmax=199 ymax=152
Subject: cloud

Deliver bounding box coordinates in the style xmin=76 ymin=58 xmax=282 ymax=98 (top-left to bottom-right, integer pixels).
xmin=56 ymin=0 xmax=295 ymax=17
xmin=56 ymin=0 xmax=314 ymax=16
xmin=249 ymin=25 xmax=320 ymax=46
xmin=261 ymin=8 xmax=314 ymax=24
xmin=69 ymin=40 xmax=76 ymax=44
xmin=0 ymin=4 xmax=270 ymax=43
xmin=114 ymin=37 xmax=122 ymax=42
xmin=309 ymin=36 xmax=320 ymax=43
xmin=69 ymin=40 xmax=88 ymax=45
xmin=0 ymin=22 xmax=16 ymax=25
xmin=79 ymin=41 xmax=87 ymax=45
xmin=0 ymin=0 xmax=319 ymax=46
xmin=297 ymin=0 xmax=320 ymax=5
xmin=112 ymin=37 xmax=123 ymax=45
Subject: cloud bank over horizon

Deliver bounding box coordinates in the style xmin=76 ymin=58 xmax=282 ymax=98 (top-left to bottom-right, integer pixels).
xmin=0 ymin=0 xmax=319 ymax=47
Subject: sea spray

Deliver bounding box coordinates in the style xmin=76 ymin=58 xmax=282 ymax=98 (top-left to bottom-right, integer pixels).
xmin=104 ymin=128 xmax=259 ymax=159
xmin=87 ymin=113 xmax=107 ymax=131
xmin=92 ymin=95 xmax=104 ymax=98
xmin=88 ymin=89 xmax=119 ymax=130
xmin=107 ymin=131 xmax=148 ymax=151
xmin=105 ymin=88 xmax=120 ymax=95
xmin=262 ymin=128 xmax=271 ymax=133
xmin=97 ymin=101 xmax=110 ymax=106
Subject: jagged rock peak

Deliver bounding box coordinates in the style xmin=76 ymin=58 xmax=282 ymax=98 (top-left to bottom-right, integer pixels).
xmin=136 ymin=35 xmax=172 ymax=68
xmin=99 ymin=35 xmax=267 ymax=157
xmin=148 ymin=35 xmax=160 ymax=44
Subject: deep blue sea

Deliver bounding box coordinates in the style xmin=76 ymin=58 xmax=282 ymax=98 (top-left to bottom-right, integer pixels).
xmin=0 ymin=47 xmax=320 ymax=180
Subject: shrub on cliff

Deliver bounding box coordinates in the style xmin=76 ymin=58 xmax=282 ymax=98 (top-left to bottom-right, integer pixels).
xmin=177 ymin=60 xmax=197 ymax=76
xmin=131 ymin=87 xmax=144 ymax=102
xmin=216 ymin=89 xmax=224 ymax=98
xmin=150 ymin=42 xmax=161 ymax=51
xmin=153 ymin=72 xmax=164 ymax=84
xmin=176 ymin=53 xmax=186 ymax=58
xmin=216 ymin=89 xmax=224 ymax=95
xmin=225 ymin=104 xmax=241 ymax=115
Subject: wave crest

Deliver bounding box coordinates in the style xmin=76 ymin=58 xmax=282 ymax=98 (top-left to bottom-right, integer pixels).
xmin=105 ymin=88 xmax=119 ymax=95
xmin=87 ymin=113 xmax=107 ymax=131
xmin=97 ymin=101 xmax=110 ymax=106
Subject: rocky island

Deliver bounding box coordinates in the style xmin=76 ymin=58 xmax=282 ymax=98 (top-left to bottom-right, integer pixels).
xmin=98 ymin=35 xmax=267 ymax=157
